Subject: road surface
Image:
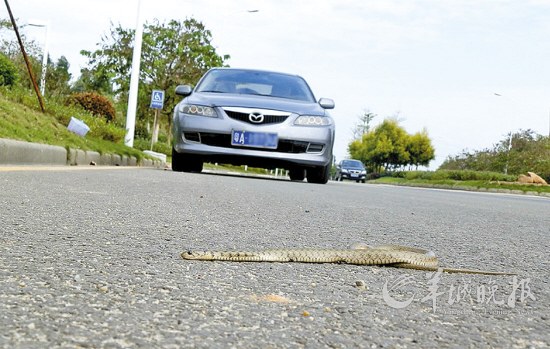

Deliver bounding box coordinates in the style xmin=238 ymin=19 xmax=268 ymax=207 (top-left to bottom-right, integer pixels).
xmin=1 ymin=167 xmax=548 ymax=348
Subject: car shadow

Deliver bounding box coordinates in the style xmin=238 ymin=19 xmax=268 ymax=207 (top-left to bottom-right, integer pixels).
xmin=200 ymin=169 xmax=291 ymax=182
xmin=193 ymin=169 xmax=335 ymax=184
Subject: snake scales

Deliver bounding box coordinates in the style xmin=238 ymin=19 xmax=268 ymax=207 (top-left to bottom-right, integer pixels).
xmin=181 ymin=243 xmax=514 ymax=275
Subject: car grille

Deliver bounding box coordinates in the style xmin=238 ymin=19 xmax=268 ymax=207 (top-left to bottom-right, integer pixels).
xmin=185 ymin=132 xmax=324 ymax=154
xmin=224 ymin=110 xmax=290 ymax=125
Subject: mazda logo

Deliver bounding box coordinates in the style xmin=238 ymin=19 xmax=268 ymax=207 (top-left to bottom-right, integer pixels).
xmin=249 ymin=112 xmax=265 ymax=124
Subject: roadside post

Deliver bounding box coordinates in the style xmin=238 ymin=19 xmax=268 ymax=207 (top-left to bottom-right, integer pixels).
xmin=149 ymin=90 xmax=165 ymax=150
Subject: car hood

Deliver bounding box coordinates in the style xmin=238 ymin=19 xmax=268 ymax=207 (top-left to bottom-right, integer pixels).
xmin=185 ymin=92 xmax=329 ymax=116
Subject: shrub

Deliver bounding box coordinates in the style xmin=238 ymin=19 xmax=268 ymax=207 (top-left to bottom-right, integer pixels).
xmin=133 ymin=137 xmax=171 ymax=156
xmin=44 ymin=97 xmax=124 ymax=143
xmin=439 ymin=170 xmax=516 ymax=182
xmin=0 ymin=53 xmax=18 ymax=86
xmin=391 ymin=170 xmax=517 ymax=182
xmin=85 ymin=116 xmax=125 ymax=143
xmin=66 ymin=92 xmax=116 ymax=122
xmin=366 ymin=172 xmax=381 ymax=180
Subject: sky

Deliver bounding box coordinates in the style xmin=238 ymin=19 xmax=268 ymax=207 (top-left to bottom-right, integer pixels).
xmin=5 ymin=0 xmax=550 ymax=168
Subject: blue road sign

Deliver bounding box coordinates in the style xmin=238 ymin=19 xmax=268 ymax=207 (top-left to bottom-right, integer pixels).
xmin=150 ymin=90 xmax=165 ymax=109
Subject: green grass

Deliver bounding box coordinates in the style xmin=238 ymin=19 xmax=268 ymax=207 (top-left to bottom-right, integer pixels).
xmin=371 ymin=176 xmax=550 ymax=194
xmin=0 ymin=87 xmax=145 ymax=160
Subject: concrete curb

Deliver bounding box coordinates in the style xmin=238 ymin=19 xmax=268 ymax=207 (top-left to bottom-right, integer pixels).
xmin=0 ymin=138 xmax=66 ymax=165
xmin=0 ymin=138 xmax=165 ymax=168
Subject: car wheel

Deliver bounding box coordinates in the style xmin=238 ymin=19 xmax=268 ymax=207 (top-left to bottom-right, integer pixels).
xmin=362 ymin=179 xmax=366 ymax=183
xmin=307 ymin=164 xmax=330 ymax=184
xmin=288 ymin=167 xmax=305 ymax=181
xmin=172 ymin=148 xmax=203 ymax=173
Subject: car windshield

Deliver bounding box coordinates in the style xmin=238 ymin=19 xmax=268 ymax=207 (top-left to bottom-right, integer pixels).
xmin=196 ymin=69 xmax=316 ymax=102
xmin=342 ymin=160 xmax=364 ymax=169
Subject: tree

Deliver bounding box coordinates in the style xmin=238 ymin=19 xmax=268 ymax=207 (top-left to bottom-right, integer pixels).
xmin=79 ymin=18 xmax=229 ymax=138
xmin=376 ymin=119 xmax=410 ymax=169
xmin=72 ymin=67 xmax=113 ymax=95
xmin=348 ymin=117 xmax=435 ymax=172
xmin=352 ymin=110 xmax=376 ymax=139
xmin=1 ymin=17 xmax=42 ymax=90
xmin=348 ymin=138 xmax=366 ymax=164
xmin=45 ymin=56 xmax=72 ymax=98
xmin=0 ymin=51 xmax=18 ymax=86
xmin=407 ymin=129 xmax=435 ymax=169
xmin=0 ymin=18 xmax=40 ymax=57
xmin=439 ymin=129 xmax=550 ymax=180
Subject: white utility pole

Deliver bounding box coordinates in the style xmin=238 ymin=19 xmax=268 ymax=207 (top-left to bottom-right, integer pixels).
xmin=27 ymin=21 xmax=49 ymax=96
xmin=124 ymin=0 xmax=144 ymax=147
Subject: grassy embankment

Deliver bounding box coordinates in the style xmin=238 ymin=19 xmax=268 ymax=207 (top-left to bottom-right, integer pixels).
xmin=370 ymin=170 xmax=550 ymax=195
xmin=0 ymin=87 xmax=148 ymax=160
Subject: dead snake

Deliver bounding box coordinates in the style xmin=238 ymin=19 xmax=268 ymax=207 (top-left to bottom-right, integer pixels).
xmin=182 ymin=243 xmax=514 ymax=275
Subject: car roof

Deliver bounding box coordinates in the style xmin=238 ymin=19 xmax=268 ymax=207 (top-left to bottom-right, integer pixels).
xmin=207 ymin=67 xmax=304 ymax=79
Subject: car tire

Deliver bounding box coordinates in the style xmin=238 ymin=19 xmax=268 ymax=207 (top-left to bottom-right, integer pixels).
xmin=288 ymin=167 xmax=306 ymax=181
xmin=307 ymin=164 xmax=330 ymax=184
xmin=172 ymin=148 xmax=203 ymax=173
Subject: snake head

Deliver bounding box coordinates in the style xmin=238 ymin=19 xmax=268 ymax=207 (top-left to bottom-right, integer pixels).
xmin=181 ymin=250 xmax=198 ymax=259
xmin=181 ymin=250 xmax=213 ymax=260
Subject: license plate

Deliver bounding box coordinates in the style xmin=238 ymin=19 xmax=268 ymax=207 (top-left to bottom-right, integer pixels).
xmin=231 ymin=130 xmax=278 ymax=149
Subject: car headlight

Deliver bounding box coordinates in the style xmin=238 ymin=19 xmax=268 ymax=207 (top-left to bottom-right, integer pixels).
xmin=294 ymin=115 xmax=332 ymax=126
xmin=342 ymin=169 xmax=349 ymax=173
xmin=179 ymin=104 xmax=218 ymax=117
xmin=361 ymin=170 xmax=367 ymax=175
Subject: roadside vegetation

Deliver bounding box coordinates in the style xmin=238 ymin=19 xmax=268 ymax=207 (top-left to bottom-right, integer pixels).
xmin=371 ymin=170 xmax=550 ymax=194
xmin=0 ymin=86 xmax=144 ymax=158
xmin=346 ymin=112 xmax=550 ymax=194
xmin=439 ymin=129 xmax=550 ymax=181
xmin=348 ymin=115 xmax=435 ymax=173
xmin=0 ymin=17 xmax=226 ymax=159
xmin=1 ymin=16 xmax=548 ymax=194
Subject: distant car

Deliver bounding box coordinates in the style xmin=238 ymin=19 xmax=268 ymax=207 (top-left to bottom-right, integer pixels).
xmin=171 ymin=68 xmax=335 ymax=184
xmin=334 ymin=159 xmax=367 ymax=183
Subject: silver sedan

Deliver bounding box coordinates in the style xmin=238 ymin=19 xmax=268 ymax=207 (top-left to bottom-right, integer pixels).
xmin=171 ymin=68 xmax=335 ymax=184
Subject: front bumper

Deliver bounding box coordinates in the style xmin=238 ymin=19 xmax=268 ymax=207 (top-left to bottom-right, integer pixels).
xmin=340 ymin=170 xmax=366 ymax=180
xmin=172 ymin=110 xmax=334 ymax=169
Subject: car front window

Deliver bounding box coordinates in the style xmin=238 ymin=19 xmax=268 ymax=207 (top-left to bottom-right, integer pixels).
xmin=342 ymin=161 xmax=364 ymax=169
xmin=196 ymin=69 xmax=316 ymax=102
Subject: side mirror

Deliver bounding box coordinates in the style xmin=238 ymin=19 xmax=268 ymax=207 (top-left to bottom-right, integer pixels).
xmin=175 ymin=85 xmax=193 ymax=97
xmin=318 ymin=98 xmax=335 ymax=109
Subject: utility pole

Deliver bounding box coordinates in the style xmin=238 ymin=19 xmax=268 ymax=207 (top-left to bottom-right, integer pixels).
xmin=124 ymin=0 xmax=144 ymax=147
xmin=27 ymin=21 xmax=49 ymax=96
xmin=3 ymin=0 xmax=45 ymax=112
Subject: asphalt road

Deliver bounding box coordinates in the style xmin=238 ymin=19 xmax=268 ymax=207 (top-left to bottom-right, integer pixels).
xmin=1 ymin=167 xmax=548 ymax=348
